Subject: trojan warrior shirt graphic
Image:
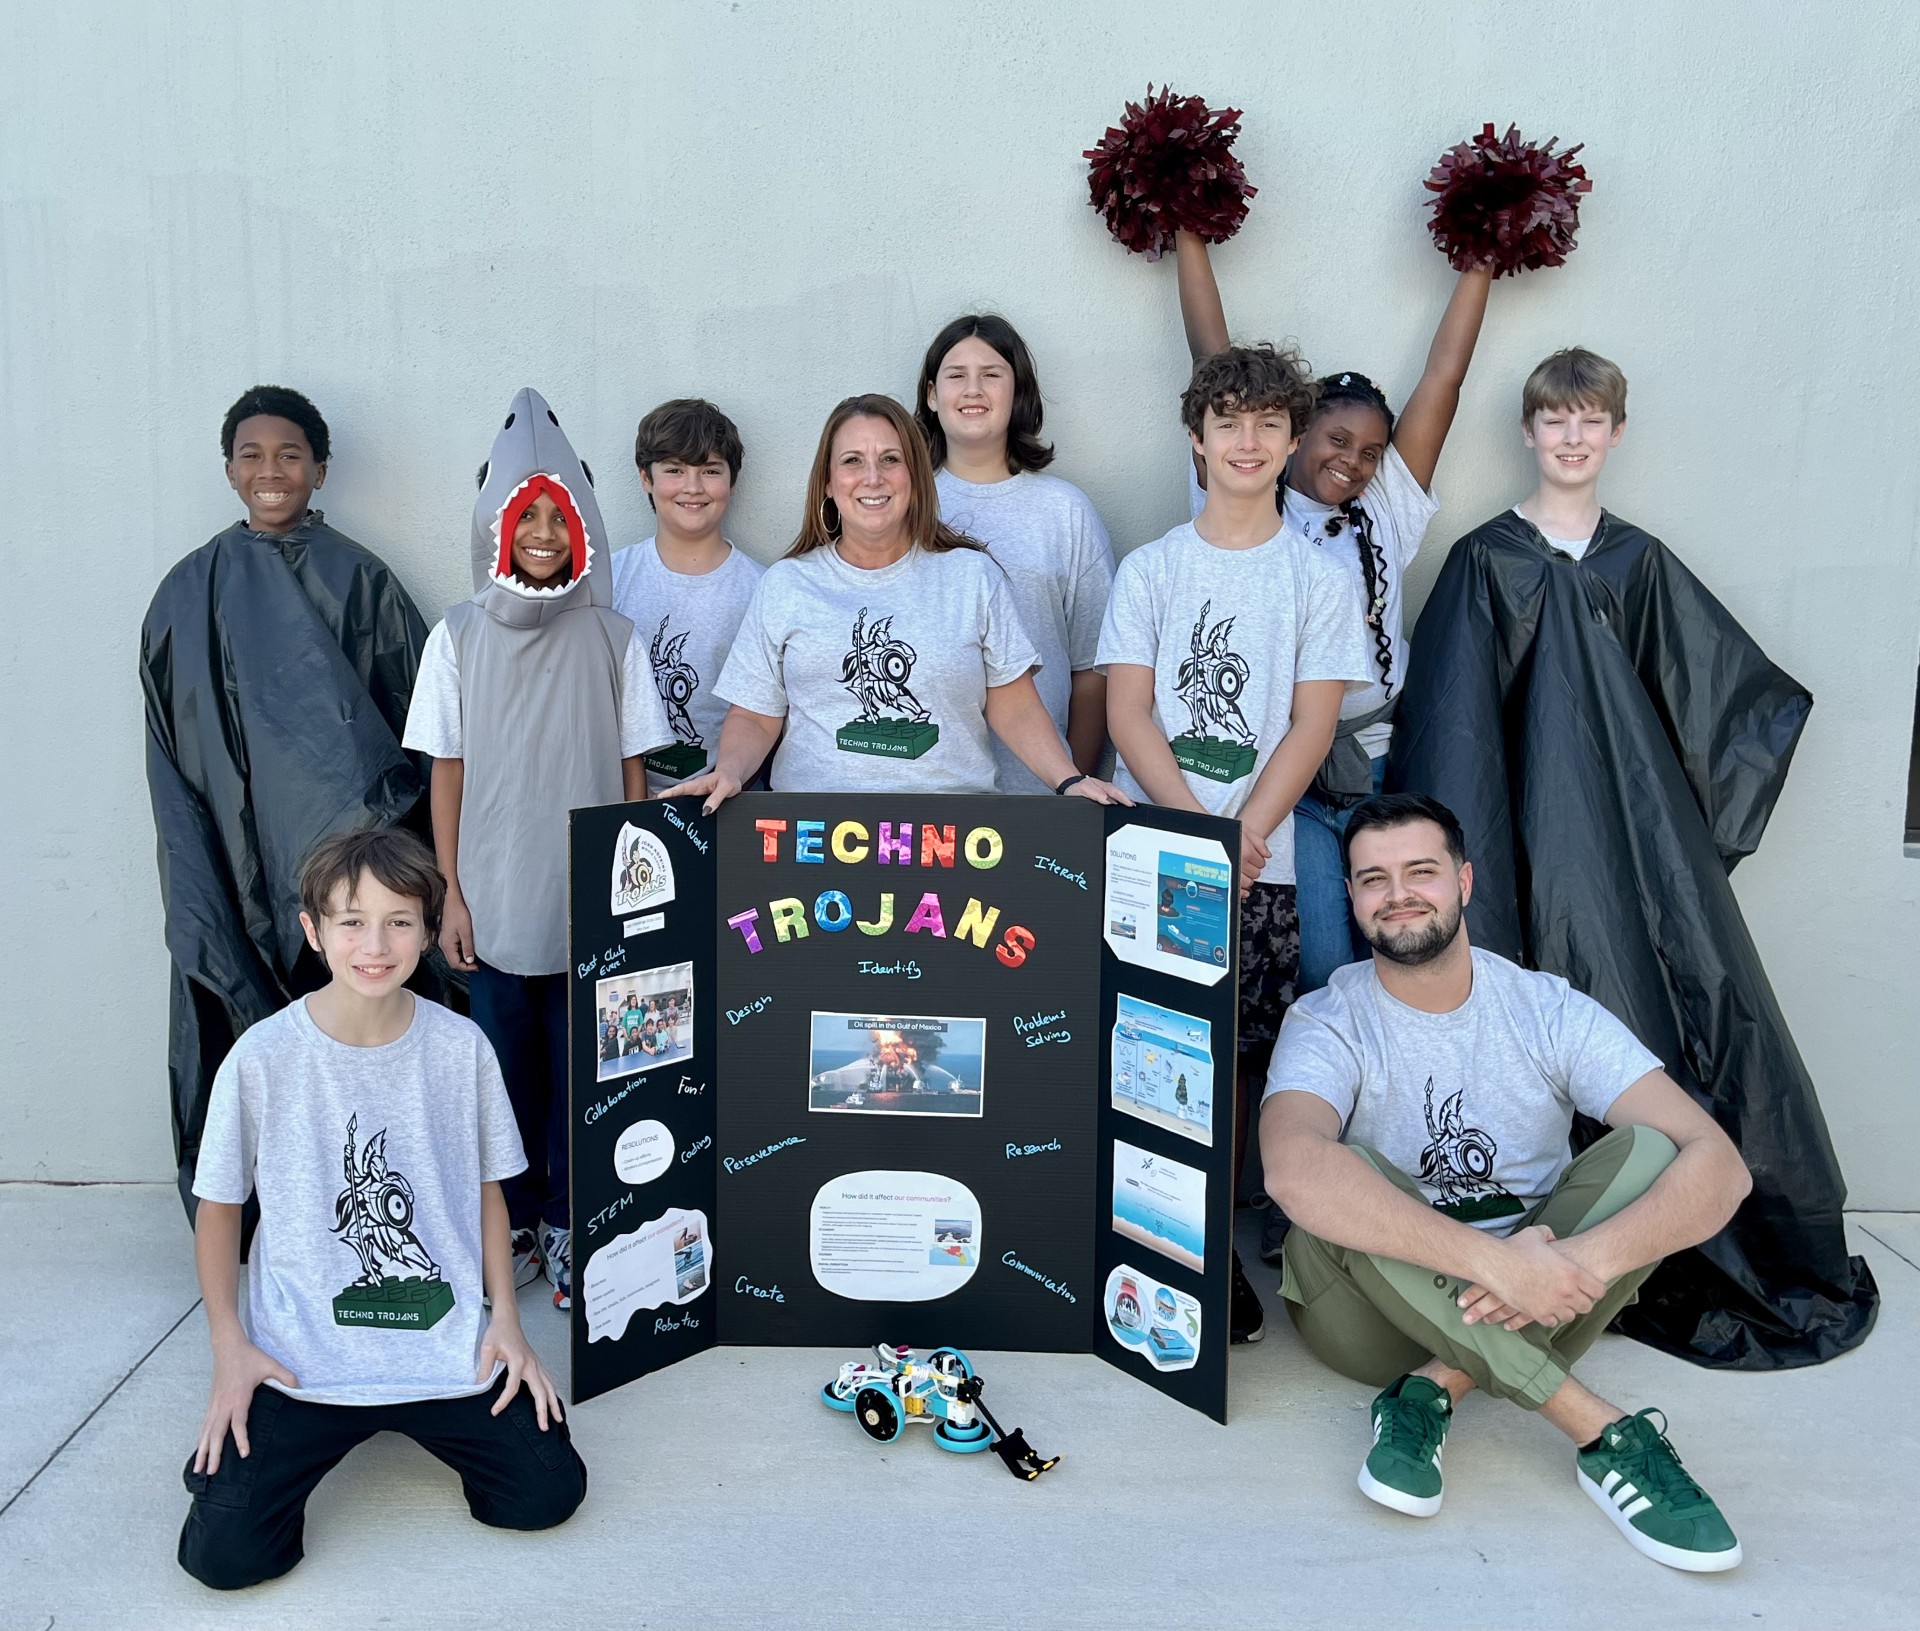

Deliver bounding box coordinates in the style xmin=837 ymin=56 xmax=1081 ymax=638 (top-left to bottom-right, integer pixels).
xmin=331 ymin=1113 xmax=456 ymax=1330
xmin=644 ymin=614 xmax=709 ymax=780
xmin=1415 ymin=1078 xmax=1524 ymax=1224
xmin=1170 ymin=600 xmax=1256 ymax=783
xmin=835 ymin=606 xmax=941 ymax=759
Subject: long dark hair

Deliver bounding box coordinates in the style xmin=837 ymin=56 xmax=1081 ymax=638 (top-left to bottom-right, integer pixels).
xmin=913 ymin=314 xmax=1055 ymax=475
xmin=1301 ymin=371 xmax=1397 ymax=694
xmin=788 ymin=394 xmax=982 ymax=558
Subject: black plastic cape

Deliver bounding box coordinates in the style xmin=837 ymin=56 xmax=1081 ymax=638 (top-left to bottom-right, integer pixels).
xmin=141 ymin=512 xmax=428 ymax=1214
xmin=1388 ymin=509 xmax=1876 ymax=1369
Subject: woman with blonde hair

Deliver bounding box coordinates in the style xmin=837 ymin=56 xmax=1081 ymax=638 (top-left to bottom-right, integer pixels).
xmin=666 ymin=394 xmax=1126 ymax=807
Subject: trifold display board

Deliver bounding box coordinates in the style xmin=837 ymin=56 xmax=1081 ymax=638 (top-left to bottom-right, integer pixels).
xmin=569 ymin=794 xmax=1241 ymax=1421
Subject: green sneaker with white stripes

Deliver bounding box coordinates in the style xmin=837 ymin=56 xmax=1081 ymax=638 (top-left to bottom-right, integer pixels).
xmin=1358 ymin=1373 xmax=1452 ymax=1517
xmin=1577 ymin=1410 xmax=1741 ymax=1572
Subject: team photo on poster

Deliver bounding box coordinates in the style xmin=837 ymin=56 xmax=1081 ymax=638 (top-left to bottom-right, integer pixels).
xmin=594 ymin=962 xmax=695 ymax=1081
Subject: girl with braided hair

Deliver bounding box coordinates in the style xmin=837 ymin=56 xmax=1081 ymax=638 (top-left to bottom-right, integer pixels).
xmin=1174 ymin=230 xmax=1493 ymax=1005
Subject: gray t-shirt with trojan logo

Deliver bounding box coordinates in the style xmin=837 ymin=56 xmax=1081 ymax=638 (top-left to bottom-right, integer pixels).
xmin=1264 ymin=949 xmax=1661 ymax=1229
xmin=611 ymin=537 xmax=766 ymax=794
xmin=716 ymin=543 xmax=1039 ymax=793
xmin=1097 ymin=521 xmax=1370 ymax=885
xmin=193 ymin=995 xmax=527 ymax=1405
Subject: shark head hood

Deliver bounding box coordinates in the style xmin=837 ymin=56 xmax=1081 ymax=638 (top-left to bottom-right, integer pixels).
xmin=470 ymin=388 xmax=613 ymax=622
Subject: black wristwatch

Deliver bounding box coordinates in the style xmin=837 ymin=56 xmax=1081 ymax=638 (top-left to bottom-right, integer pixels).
xmin=1054 ymin=774 xmax=1087 ymax=795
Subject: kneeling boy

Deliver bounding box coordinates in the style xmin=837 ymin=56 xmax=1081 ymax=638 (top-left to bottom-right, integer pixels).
xmin=179 ymin=829 xmax=584 ymax=1591
xmin=1261 ymin=794 xmax=1750 ymax=1572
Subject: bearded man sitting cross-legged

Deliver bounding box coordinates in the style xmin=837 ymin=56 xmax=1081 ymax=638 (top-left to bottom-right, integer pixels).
xmin=1259 ymin=793 xmax=1753 ymax=1572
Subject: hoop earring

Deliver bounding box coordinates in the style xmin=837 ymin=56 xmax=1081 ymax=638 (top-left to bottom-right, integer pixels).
xmin=819 ymin=494 xmax=840 ymax=539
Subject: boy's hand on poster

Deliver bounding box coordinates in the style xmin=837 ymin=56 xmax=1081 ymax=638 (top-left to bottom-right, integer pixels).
xmin=481 ymin=1316 xmax=564 ymax=1430
xmin=195 ymin=1336 xmax=298 ymax=1475
xmin=660 ymin=768 xmax=741 ymax=816
xmin=439 ymin=891 xmax=477 ymax=970
xmin=1063 ymin=776 xmax=1132 ymax=807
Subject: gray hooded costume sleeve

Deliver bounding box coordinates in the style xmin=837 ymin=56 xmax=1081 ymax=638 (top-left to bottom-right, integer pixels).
xmin=444 ymin=389 xmax=634 ymax=975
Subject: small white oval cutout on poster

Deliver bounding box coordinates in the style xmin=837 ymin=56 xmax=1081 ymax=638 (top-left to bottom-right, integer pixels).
xmin=613 ymin=1119 xmax=674 ymax=1186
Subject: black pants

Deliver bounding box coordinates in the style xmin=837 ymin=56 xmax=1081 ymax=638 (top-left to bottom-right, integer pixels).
xmin=468 ymin=960 xmax=571 ymax=1231
xmin=178 ymin=1376 xmax=586 ymax=1591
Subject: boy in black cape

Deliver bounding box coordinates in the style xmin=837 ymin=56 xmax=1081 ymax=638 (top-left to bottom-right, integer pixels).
xmin=142 ymin=387 xmax=430 ymax=1215
xmin=1388 ymin=349 xmax=1875 ymax=1368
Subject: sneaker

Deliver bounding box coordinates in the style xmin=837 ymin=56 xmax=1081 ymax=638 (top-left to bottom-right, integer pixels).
xmin=1359 ymin=1374 xmax=1452 ymax=1517
xmin=1577 ymin=1410 xmax=1741 ymax=1572
xmin=1259 ymin=1202 xmax=1291 ymax=1264
xmin=511 ymin=1227 xmax=543 ymax=1290
xmin=1230 ymin=1250 xmax=1265 ymax=1344
xmin=540 ymin=1222 xmax=573 ymax=1311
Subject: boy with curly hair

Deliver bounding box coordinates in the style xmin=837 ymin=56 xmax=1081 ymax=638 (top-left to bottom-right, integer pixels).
xmin=1099 ymin=344 xmax=1371 ymax=1342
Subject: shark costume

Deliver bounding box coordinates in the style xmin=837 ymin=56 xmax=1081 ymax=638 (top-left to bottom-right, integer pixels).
xmin=142 ymin=510 xmax=428 ymax=1217
xmin=445 ymin=389 xmax=637 ymax=975
xmin=404 ymin=390 xmax=667 ymax=1243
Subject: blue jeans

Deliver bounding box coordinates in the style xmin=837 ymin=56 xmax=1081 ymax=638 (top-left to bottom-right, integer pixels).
xmin=468 ymin=961 xmax=570 ymax=1231
xmin=1292 ymin=754 xmax=1386 ymax=996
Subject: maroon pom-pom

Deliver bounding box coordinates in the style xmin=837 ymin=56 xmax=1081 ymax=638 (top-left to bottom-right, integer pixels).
xmin=1084 ymin=86 xmax=1257 ymax=261
xmin=1424 ymin=123 xmax=1591 ymax=278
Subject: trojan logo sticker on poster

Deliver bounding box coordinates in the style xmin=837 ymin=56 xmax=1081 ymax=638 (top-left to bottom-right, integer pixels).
xmin=611 ymin=823 xmax=674 ymax=916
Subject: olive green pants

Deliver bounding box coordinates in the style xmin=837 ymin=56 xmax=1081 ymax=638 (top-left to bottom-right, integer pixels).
xmin=1280 ymin=1125 xmax=1677 ymax=1409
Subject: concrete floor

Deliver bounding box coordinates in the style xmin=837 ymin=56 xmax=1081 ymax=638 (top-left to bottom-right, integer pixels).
xmin=2 ymin=1184 xmax=1916 ymax=1630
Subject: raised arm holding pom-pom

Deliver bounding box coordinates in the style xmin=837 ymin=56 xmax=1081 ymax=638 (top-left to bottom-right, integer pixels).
xmin=1163 ymin=192 xmax=1495 ymax=1016
xmin=1173 ymin=227 xmax=1492 ymax=495
xmin=1393 ymin=262 xmax=1493 ymax=490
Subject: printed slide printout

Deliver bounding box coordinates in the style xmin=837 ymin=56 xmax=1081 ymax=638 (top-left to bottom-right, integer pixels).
xmin=594 ymin=960 xmax=695 ymax=1082
xmin=1110 ymin=995 xmax=1214 ymax=1146
xmin=807 ymin=1012 xmax=986 ymax=1118
xmin=1103 ymin=824 xmax=1234 ymax=987
xmin=582 ymin=1206 xmax=712 ymax=1343
xmin=809 ymin=1170 xmax=982 ymax=1301
xmin=1111 ymin=1139 xmax=1207 ymax=1272
xmin=1104 ymin=1262 xmax=1202 ymax=1372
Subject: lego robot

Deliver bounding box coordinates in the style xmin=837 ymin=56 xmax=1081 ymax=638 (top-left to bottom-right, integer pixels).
xmin=820 ymin=1343 xmax=1059 ymax=1480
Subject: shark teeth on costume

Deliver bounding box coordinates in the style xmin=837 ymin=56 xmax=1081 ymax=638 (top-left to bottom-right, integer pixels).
xmin=487 ymin=472 xmax=595 ymax=597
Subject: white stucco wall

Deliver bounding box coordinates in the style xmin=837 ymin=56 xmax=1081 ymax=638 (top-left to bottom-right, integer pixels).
xmin=3 ymin=1 xmax=1916 ymax=1201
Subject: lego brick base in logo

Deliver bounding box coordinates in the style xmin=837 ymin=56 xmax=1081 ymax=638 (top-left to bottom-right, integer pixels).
xmin=835 ymin=718 xmax=940 ymax=759
xmin=333 ymin=1276 xmax=455 ymax=1330
xmin=1169 ymin=734 xmax=1256 ymax=784
xmin=644 ymin=741 xmax=708 ymax=781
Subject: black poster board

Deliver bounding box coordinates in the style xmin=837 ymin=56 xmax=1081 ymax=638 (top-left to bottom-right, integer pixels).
xmin=570 ymin=794 xmax=1240 ymax=1422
